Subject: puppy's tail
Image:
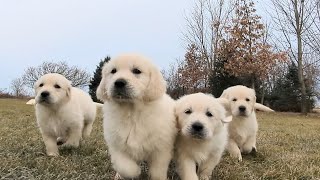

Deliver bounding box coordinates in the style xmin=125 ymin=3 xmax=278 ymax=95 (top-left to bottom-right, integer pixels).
xmin=254 ymin=103 xmax=274 ymax=112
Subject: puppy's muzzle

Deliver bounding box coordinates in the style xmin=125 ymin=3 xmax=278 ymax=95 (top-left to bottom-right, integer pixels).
xmin=238 ymin=105 xmax=247 ymax=115
xmin=39 ymin=91 xmax=51 ymax=103
xmin=114 ymin=79 xmax=127 ymax=89
xmin=112 ymin=78 xmax=131 ymax=100
xmin=190 ymin=121 xmax=205 ymax=139
xmin=41 ymin=91 xmax=50 ymax=98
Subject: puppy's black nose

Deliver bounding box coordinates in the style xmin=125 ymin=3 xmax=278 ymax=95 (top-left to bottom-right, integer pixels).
xmin=192 ymin=122 xmax=204 ymax=132
xmin=41 ymin=91 xmax=50 ymax=98
xmin=114 ymin=79 xmax=127 ymax=88
xmin=239 ymin=106 xmax=246 ymax=112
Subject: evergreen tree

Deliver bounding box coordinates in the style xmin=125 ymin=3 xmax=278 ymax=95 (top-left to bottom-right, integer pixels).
xmin=270 ymin=64 xmax=314 ymax=112
xmin=209 ymin=59 xmax=241 ymax=97
xmin=89 ymin=57 xmax=111 ymax=102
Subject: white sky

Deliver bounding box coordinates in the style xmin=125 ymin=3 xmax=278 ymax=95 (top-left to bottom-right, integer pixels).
xmin=0 ymin=0 xmax=274 ymax=91
xmin=0 ymin=0 xmax=193 ymax=90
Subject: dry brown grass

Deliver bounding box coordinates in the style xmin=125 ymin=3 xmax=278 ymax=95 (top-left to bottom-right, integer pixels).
xmin=0 ymin=99 xmax=320 ymax=179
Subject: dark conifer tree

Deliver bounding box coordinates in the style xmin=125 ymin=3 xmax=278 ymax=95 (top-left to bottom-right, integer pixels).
xmin=89 ymin=57 xmax=111 ymax=102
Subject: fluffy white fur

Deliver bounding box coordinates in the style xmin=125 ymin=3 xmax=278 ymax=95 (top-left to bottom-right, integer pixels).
xmin=175 ymin=93 xmax=231 ymax=180
xmin=97 ymin=53 xmax=177 ymax=180
xmin=220 ymin=85 xmax=272 ymax=161
xmin=34 ymin=73 xmax=96 ymax=156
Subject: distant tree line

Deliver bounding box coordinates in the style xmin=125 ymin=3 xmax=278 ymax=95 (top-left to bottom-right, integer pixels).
xmin=9 ymin=58 xmax=111 ymax=103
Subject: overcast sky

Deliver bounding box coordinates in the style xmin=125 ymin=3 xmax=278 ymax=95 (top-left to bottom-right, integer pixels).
xmin=0 ymin=0 xmax=193 ymax=90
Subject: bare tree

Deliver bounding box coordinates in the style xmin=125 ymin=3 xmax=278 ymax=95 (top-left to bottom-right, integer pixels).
xmin=304 ymin=2 xmax=320 ymax=53
xmin=11 ymin=78 xmax=26 ymax=97
xmin=182 ymin=0 xmax=235 ymax=74
xmin=270 ymin=0 xmax=319 ymax=114
xmin=22 ymin=61 xmax=91 ymax=89
xmin=161 ymin=58 xmax=184 ymax=99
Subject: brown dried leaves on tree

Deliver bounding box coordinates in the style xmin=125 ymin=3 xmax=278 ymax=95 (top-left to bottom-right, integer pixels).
xmin=219 ymin=0 xmax=287 ymax=82
xmin=178 ymin=44 xmax=208 ymax=93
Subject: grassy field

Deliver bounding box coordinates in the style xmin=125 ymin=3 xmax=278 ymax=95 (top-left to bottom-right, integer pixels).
xmin=0 ymin=99 xmax=320 ymax=180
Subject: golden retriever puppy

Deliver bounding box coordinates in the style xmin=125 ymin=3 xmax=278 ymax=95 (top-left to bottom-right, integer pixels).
xmin=96 ymin=53 xmax=177 ymax=180
xmin=34 ymin=73 xmax=96 ymax=156
xmin=175 ymin=93 xmax=232 ymax=180
xmin=220 ymin=85 xmax=272 ymax=161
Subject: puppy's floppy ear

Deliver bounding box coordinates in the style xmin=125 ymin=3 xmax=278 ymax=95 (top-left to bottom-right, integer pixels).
xmin=34 ymin=79 xmax=40 ymax=94
xmin=251 ymin=88 xmax=257 ymax=102
xmin=174 ymin=102 xmax=181 ymax=130
xmin=66 ymin=80 xmax=72 ymax=98
xmin=96 ymin=63 xmax=109 ymax=102
xmin=217 ymin=97 xmax=231 ymax=113
xmin=66 ymin=87 xmax=71 ymax=97
xmin=143 ymin=66 xmax=166 ymax=101
xmin=220 ymin=89 xmax=229 ymax=99
xmin=221 ymin=116 xmax=232 ymax=123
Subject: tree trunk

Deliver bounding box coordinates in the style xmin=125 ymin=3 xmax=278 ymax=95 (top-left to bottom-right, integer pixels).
xmin=297 ymin=35 xmax=307 ymax=114
xmin=294 ymin=0 xmax=307 ymax=115
xmin=251 ymin=75 xmax=255 ymax=90
xmin=261 ymin=82 xmax=265 ymax=104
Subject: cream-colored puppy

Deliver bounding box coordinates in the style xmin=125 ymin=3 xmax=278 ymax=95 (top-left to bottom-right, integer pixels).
xmin=220 ymin=85 xmax=272 ymax=161
xmin=175 ymin=93 xmax=232 ymax=180
xmin=97 ymin=54 xmax=177 ymax=180
xmin=34 ymin=73 xmax=96 ymax=156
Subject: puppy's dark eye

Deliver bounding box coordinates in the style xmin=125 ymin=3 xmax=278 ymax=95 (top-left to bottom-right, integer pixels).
xmin=206 ymin=111 xmax=213 ymax=117
xmin=232 ymin=98 xmax=237 ymax=102
xmin=54 ymin=84 xmax=61 ymax=89
xmin=111 ymin=68 xmax=117 ymax=74
xmin=246 ymin=98 xmax=250 ymax=102
xmin=184 ymin=109 xmax=192 ymax=114
xmin=132 ymin=68 xmax=141 ymax=75
xmin=39 ymin=83 xmax=44 ymax=87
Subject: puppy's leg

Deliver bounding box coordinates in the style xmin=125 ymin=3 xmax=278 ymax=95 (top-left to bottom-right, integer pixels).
xmin=110 ymin=149 xmax=141 ymax=179
xmin=177 ymin=157 xmax=198 ymax=180
xmin=242 ymin=135 xmax=257 ymax=154
xmin=227 ymin=139 xmax=242 ymax=162
xmin=198 ymin=153 xmax=222 ymax=180
xmin=148 ymin=150 xmax=172 ymax=180
xmin=65 ymin=125 xmax=82 ymax=147
xmin=42 ymin=133 xmax=59 ymax=156
xmin=82 ymin=121 xmax=94 ymax=139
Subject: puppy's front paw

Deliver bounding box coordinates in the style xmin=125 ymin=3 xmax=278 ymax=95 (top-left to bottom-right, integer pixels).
xmin=64 ymin=140 xmax=80 ymax=148
xmin=114 ymin=173 xmax=124 ymax=180
xmin=252 ymin=147 xmax=257 ymax=153
xmin=47 ymin=151 xmax=59 ymax=157
xmin=199 ymin=175 xmax=211 ymax=180
xmin=56 ymin=137 xmax=66 ymax=146
xmin=230 ymin=151 xmax=242 ymax=162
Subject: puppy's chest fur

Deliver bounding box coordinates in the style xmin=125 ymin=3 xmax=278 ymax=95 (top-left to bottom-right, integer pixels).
xmin=176 ymin=131 xmax=226 ymax=164
xmin=229 ymin=113 xmax=258 ymax=143
xmin=104 ymin=102 xmax=175 ymax=160
xmin=37 ymin=109 xmax=75 ymax=137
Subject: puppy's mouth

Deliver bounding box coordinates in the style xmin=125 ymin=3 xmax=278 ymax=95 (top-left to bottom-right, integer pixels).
xmin=238 ymin=112 xmax=247 ymax=116
xmin=190 ymin=132 xmax=206 ymax=139
xmin=111 ymin=90 xmax=132 ymax=101
xmin=37 ymin=97 xmax=52 ymax=104
xmin=185 ymin=122 xmax=208 ymax=140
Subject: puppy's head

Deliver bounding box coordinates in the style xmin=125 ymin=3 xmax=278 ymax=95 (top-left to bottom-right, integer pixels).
xmin=34 ymin=73 xmax=71 ymax=105
xmin=220 ymin=85 xmax=256 ymax=117
xmin=96 ymin=53 xmax=166 ymax=103
xmin=175 ymin=93 xmax=231 ymax=140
